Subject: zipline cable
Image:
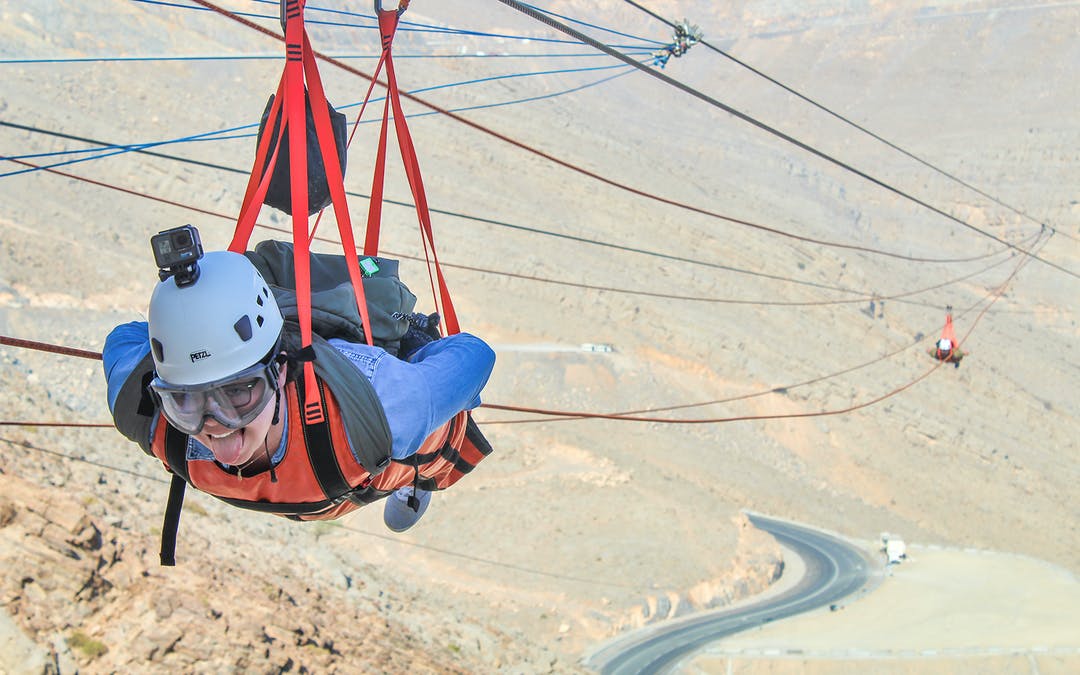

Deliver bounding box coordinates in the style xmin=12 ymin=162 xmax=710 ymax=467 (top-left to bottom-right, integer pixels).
xmin=618 ymin=0 xmax=1066 ymax=240
xmin=7 ymin=155 xmax=968 ymax=301
xmin=0 ymin=334 xmax=102 ymax=361
xmin=185 ymin=0 xmax=1023 ymax=267
xmin=4 ymin=120 xmax=1024 ymax=275
xmin=480 ymin=229 xmax=1044 ymax=424
xmin=0 ymin=227 xmax=1045 ymax=430
xmin=487 ymin=234 xmax=1047 ymax=425
xmin=132 ymin=0 xmax=659 ymax=51
xmin=492 ymin=0 xmax=1078 ymax=280
xmin=1 ymin=326 xmax=942 ymax=427
xmin=7 ymin=154 xmax=1041 ymax=314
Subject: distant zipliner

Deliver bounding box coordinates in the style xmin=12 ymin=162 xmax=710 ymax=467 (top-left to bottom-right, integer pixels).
xmin=927 ymin=311 xmax=966 ymax=368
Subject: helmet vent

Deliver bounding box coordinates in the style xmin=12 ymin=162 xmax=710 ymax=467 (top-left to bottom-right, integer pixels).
xmin=256 ymin=315 xmax=265 ymax=327
xmin=233 ymin=315 xmax=253 ymax=342
xmin=151 ymin=337 xmax=165 ymax=362
xmin=256 ymin=295 xmax=265 ymax=307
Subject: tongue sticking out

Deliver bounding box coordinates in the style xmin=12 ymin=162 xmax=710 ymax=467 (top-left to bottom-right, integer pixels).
xmin=208 ymin=428 xmax=247 ymax=466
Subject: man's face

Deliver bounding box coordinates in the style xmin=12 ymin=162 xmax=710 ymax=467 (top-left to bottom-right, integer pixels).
xmin=192 ymin=362 xmax=285 ymax=466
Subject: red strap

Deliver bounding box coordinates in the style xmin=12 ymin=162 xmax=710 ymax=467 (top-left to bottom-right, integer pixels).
xmin=364 ymin=74 xmax=391 ymax=259
xmin=228 ymin=3 xmax=460 ymax=425
xmin=301 ymin=31 xmax=375 ymax=350
xmin=227 ymin=0 xmax=324 ymax=422
xmin=230 ymin=79 xmax=286 ymax=253
xmin=281 ymin=2 xmax=325 ymax=423
xmin=940 ymin=313 xmax=959 ymax=346
xmin=308 ymin=49 xmax=387 ymax=246
xmin=369 ymin=9 xmax=460 ymax=335
xmin=363 ymin=16 xmax=399 ymax=259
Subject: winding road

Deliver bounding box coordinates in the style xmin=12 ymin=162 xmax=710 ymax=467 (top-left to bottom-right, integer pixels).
xmin=584 ymin=513 xmax=879 ymax=674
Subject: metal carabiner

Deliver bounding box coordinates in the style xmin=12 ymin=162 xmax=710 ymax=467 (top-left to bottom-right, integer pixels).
xmin=374 ymin=0 xmax=409 ymax=16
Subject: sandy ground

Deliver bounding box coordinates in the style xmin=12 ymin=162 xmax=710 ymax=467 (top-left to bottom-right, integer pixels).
xmin=686 ymin=545 xmax=1080 ymax=673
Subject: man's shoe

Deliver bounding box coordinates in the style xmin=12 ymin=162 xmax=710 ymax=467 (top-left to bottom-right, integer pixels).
xmin=383 ymin=486 xmax=431 ymax=533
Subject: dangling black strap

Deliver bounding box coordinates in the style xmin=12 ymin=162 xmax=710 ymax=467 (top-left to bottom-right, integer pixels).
xmin=160 ymin=475 xmax=185 ymax=566
xmin=160 ymin=424 xmax=191 ymax=566
xmin=408 ymin=454 xmax=421 ymax=511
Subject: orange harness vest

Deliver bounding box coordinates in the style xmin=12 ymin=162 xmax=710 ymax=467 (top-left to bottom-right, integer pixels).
xmin=150 ymin=376 xmax=492 ymax=523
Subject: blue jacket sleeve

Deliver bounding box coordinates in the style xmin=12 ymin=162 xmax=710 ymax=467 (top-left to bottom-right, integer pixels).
xmin=329 ymin=333 xmax=495 ymax=459
xmin=103 ymin=321 xmax=151 ymax=414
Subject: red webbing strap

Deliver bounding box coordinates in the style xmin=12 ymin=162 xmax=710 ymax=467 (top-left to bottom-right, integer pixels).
xmin=941 ymin=313 xmax=959 ymax=346
xmin=280 ymin=1 xmax=326 ymax=424
xmin=371 ymin=8 xmax=460 ymax=335
xmin=226 ymin=0 xmax=324 ymax=422
xmin=363 ymin=20 xmax=396 ymax=260
xmin=306 ymin=53 xmax=385 ymax=246
xmin=230 ymin=79 xmax=286 ymax=252
xmin=301 ymin=31 xmax=376 ymax=349
xmin=364 ymin=100 xmax=390 ymax=258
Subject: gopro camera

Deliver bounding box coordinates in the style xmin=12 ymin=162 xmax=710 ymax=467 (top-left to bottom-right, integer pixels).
xmin=151 ymin=225 xmax=204 ymax=287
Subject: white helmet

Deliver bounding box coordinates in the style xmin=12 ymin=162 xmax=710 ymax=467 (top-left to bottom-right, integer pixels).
xmin=148 ymin=251 xmax=283 ymax=385
xmin=938 ymin=338 xmax=952 ymax=351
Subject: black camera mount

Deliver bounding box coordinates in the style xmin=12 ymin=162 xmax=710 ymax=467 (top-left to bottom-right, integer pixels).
xmin=151 ymin=225 xmax=204 ymax=287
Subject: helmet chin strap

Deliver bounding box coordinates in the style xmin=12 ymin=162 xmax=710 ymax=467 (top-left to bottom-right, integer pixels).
xmin=266 ymin=387 xmax=282 ymax=483
xmin=233 ymin=359 xmax=286 ymax=481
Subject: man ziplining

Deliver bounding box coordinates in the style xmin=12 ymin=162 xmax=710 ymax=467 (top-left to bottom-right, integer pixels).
xmin=101 ymin=0 xmax=497 ymax=565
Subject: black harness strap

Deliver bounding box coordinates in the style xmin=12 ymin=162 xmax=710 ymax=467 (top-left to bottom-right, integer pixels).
xmin=213 ymin=494 xmax=339 ymax=514
xmin=296 ymin=375 xmax=353 ymax=502
xmin=160 ymin=475 xmax=185 ymax=566
xmin=160 ymin=424 xmax=191 ymax=566
xmin=464 ymin=414 xmax=494 ymax=458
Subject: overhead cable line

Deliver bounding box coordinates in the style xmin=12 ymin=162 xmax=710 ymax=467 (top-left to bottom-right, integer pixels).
xmin=260 ymin=0 xmax=666 ymax=50
xmin=5 ymin=154 xmax=1008 ymax=305
xmin=132 ymin=0 xmax=658 ymax=51
xmin=493 ymin=1 xmax=667 ymax=46
xmin=0 ymin=226 xmax=1044 ymax=431
xmin=0 ymin=330 xmax=939 ymax=426
xmin=1 ymin=57 xmax=640 ymax=173
xmin=0 ymin=334 xmax=102 ymax=361
xmin=0 ymin=436 xmax=168 ymax=481
xmin=0 ymin=51 xmax=644 ymax=64
xmin=488 ymin=320 xmax=936 ymax=423
xmin=487 ymin=232 xmax=1050 ymax=425
xmin=187 ymin=0 xmax=1021 ymax=267
xmin=492 ymin=0 xmax=1078 ymax=280
xmin=481 ymin=229 xmax=1042 ymax=424
xmin=619 ymin=0 xmax=1064 ymax=242
xmin=6 ymin=149 xmax=1039 ymax=311
xmin=0 ymin=125 xmax=245 ymax=179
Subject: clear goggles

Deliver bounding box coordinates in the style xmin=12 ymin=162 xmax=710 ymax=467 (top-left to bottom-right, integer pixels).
xmin=150 ymin=360 xmax=279 ymax=436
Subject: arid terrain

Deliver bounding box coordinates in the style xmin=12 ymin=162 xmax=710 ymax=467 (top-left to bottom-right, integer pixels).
xmin=1 ymin=1 xmax=1077 ymax=673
